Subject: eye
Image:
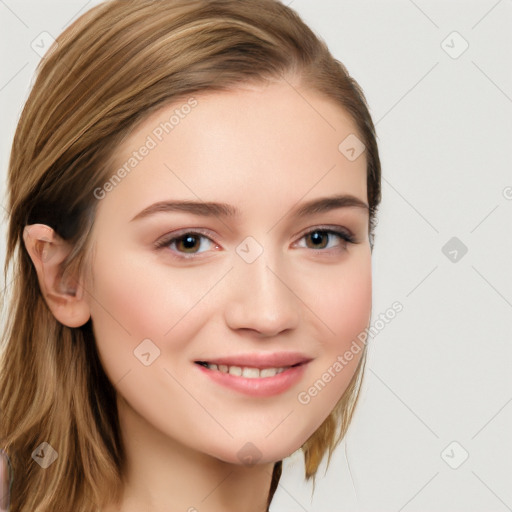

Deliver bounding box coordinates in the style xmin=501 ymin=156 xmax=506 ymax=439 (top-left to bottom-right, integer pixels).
xmin=295 ymin=227 xmax=355 ymax=251
xmin=154 ymin=230 xmax=219 ymax=258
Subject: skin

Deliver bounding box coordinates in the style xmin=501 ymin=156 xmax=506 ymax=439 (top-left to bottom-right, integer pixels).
xmin=23 ymin=79 xmax=372 ymax=512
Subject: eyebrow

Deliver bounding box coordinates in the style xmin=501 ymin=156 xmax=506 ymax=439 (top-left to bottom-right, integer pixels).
xmin=130 ymin=194 xmax=369 ymax=222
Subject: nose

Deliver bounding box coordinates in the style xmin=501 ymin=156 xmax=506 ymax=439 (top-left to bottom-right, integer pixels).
xmin=223 ymin=249 xmax=301 ymax=337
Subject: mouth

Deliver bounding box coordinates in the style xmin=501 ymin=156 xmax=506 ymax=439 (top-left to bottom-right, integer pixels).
xmin=193 ymin=353 xmax=312 ymax=396
xmin=194 ymin=361 xmax=304 ymax=379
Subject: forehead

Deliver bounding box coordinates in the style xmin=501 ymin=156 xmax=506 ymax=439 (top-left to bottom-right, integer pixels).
xmin=97 ymin=81 xmax=367 ymax=223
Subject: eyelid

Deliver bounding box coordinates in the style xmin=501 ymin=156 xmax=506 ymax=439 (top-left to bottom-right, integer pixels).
xmin=293 ymin=224 xmax=355 ymax=242
xmin=156 ymin=227 xmax=216 ymax=241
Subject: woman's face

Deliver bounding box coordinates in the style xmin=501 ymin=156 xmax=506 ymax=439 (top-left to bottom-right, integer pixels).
xmin=85 ymin=80 xmax=372 ymax=464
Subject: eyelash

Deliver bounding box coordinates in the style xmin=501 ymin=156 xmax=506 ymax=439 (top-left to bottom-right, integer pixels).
xmin=154 ymin=226 xmax=357 ymax=260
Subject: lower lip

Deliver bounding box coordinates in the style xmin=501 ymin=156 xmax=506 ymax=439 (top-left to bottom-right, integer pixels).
xmin=195 ymin=363 xmax=309 ymax=397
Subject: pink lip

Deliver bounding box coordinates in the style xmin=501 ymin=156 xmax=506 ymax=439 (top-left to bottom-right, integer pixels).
xmin=195 ymin=362 xmax=309 ymax=397
xmin=194 ymin=351 xmax=311 ymax=369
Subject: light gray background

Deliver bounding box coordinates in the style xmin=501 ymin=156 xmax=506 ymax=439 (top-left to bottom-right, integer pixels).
xmin=1 ymin=1 xmax=511 ymax=511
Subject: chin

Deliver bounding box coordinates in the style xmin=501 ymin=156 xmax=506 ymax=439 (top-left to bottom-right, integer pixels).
xmin=205 ymin=432 xmax=309 ymax=467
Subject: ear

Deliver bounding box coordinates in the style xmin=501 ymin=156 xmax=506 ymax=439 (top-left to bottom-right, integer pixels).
xmin=23 ymin=224 xmax=91 ymax=328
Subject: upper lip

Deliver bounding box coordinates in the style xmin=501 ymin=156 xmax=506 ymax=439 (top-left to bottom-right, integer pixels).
xmin=194 ymin=352 xmax=312 ymax=369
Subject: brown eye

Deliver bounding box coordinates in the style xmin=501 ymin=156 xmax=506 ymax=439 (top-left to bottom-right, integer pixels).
xmin=305 ymin=230 xmax=329 ymax=249
xmin=297 ymin=228 xmax=355 ymax=252
xmin=176 ymin=234 xmax=202 ymax=253
xmin=155 ymin=231 xmax=217 ymax=258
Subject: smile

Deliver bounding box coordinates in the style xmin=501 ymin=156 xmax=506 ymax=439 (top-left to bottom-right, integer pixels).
xmin=194 ymin=359 xmax=310 ymax=397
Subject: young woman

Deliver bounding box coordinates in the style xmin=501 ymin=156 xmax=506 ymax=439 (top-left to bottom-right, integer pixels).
xmin=0 ymin=1 xmax=381 ymax=510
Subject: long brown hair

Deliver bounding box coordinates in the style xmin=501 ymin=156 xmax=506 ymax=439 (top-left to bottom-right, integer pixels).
xmin=0 ymin=1 xmax=381 ymax=510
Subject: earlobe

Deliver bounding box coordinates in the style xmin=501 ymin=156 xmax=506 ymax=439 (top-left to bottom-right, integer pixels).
xmin=23 ymin=224 xmax=91 ymax=328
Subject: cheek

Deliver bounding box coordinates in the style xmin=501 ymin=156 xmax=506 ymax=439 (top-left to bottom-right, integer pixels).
xmin=292 ymin=250 xmax=372 ymax=438
xmin=86 ymin=242 xmax=230 ymax=386
xmin=309 ymin=248 xmax=372 ymax=349
xmin=323 ymin=256 xmax=372 ymax=346
xmin=91 ymin=237 xmax=206 ymax=327
xmin=87 ymin=247 xmax=198 ymax=379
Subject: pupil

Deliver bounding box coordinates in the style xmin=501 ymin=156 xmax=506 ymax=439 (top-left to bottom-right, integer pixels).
xmin=309 ymin=231 xmax=327 ymax=248
xmin=180 ymin=235 xmax=198 ymax=252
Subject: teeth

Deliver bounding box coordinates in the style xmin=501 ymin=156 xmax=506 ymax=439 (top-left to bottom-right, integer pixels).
xmin=260 ymin=368 xmax=280 ymax=378
xmin=242 ymin=367 xmax=260 ymax=378
xmin=204 ymin=363 xmax=290 ymax=378
xmin=228 ymin=366 xmax=242 ymax=376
